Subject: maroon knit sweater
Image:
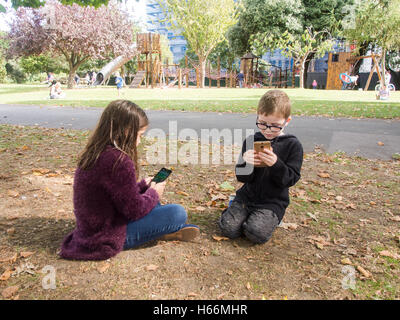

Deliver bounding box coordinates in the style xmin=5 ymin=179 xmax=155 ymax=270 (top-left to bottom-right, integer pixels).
xmin=59 ymin=145 xmax=159 ymax=261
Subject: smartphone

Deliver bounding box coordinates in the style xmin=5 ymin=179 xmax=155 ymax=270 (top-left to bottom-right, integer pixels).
xmin=151 ymin=167 xmax=172 ymax=184
xmin=254 ymin=141 xmax=271 ymax=153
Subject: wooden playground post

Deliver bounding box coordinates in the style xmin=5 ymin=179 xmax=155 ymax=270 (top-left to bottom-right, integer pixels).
xmin=364 ymin=54 xmax=382 ymax=91
xmin=292 ymin=68 xmax=296 ymax=88
xmin=217 ymin=57 xmax=221 ymax=88
xmin=209 ymin=62 xmax=212 ymax=88
xmin=150 ymin=35 xmax=155 ymax=88
xmin=185 ymin=56 xmax=189 ymax=88
xmin=145 ymin=53 xmax=149 ymax=88
xmin=178 ymin=68 xmax=182 ymax=89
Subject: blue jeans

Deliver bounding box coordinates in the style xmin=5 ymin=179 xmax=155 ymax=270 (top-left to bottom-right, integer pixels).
xmin=123 ymin=203 xmax=188 ymax=249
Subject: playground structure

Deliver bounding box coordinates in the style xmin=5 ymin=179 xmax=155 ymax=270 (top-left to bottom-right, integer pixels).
xmin=94 ymin=33 xmax=296 ymax=89
xmin=326 ymin=51 xmax=393 ymax=91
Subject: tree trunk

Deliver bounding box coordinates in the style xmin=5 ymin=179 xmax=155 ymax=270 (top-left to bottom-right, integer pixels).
xmin=381 ymin=49 xmax=386 ymax=85
xmin=198 ymin=56 xmax=206 ymax=88
xmin=299 ymin=57 xmax=306 ymax=89
xmin=67 ymin=67 xmax=77 ymax=89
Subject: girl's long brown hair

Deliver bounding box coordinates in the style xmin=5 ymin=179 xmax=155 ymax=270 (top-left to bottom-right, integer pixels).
xmin=78 ymin=100 xmax=149 ymax=178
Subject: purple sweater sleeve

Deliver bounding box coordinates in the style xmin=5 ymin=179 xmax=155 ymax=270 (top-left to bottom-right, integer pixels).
xmin=101 ymin=152 xmax=159 ymax=222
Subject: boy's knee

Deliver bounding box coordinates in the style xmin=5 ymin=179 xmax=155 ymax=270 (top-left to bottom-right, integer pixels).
xmin=218 ymin=203 xmax=247 ymax=239
xmin=243 ymin=210 xmax=279 ymax=244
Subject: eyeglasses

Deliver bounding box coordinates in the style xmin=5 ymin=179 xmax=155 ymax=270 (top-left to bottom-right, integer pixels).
xmin=256 ymin=119 xmax=286 ymax=132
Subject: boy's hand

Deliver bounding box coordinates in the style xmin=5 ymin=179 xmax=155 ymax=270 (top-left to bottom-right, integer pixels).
xmin=243 ymin=150 xmax=262 ymax=166
xmin=257 ymin=147 xmax=278 ymax=167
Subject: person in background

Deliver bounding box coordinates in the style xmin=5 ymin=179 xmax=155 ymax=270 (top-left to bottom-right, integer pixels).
xmin=49 ymin=80 xmax=65 ymax=99
xmin=312 ymin=79 xmax=317 ymax=90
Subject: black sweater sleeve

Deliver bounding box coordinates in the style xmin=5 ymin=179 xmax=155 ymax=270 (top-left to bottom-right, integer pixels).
xmin=235 ymin=137 xmax=256 ymax=183
xmin=269 ymin=139 xmax=303 ymax=188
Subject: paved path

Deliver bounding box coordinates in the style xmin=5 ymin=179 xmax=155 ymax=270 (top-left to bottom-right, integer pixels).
xmin=1 ymin=104 xmax=399 ymax=160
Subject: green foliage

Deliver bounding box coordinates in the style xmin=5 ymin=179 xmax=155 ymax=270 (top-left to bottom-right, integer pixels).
xmin=227 ymin=0 xmax=304 ymax=57
xmin=302 ymin=0 xmax=354 ymax=35
xmin=5 ymin=61 xmax=26 ymax=83
xmin=344 ymin=0 xmax=400 ymax=52
xmin=19 ymin=54 xmax=68 ymax=76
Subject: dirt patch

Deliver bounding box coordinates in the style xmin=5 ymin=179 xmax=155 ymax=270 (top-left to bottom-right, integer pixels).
xmin=0 ymin=125 xmax=399 ymax=300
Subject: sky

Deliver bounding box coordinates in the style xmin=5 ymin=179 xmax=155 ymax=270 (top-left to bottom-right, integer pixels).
xmin=0 ymin=0 xmax=14 ymax=32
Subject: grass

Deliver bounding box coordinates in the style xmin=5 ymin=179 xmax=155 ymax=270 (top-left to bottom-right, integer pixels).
xmin=1 ymin=84 xmax=400 ymax=119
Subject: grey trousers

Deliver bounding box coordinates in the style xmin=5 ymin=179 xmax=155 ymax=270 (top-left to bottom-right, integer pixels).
xmin=218 ymin=199 xmax=279 ymax=244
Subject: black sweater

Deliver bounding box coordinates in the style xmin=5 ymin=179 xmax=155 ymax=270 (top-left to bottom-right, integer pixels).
xmin=235 ymin=132 xmax=303 ymax=222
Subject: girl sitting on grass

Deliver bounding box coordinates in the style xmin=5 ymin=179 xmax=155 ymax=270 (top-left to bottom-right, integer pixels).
xmin=59 ymin=100 xmax=199 ymax=261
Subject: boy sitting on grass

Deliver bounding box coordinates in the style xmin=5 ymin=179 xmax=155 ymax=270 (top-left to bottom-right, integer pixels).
xmin=218 ymin=90 xmax=303 ymax=244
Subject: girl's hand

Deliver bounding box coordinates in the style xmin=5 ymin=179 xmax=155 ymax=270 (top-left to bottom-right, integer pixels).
xmin=150 ymin=181 xmax=166 ymax=198
xmin=145 ymin=177 xmax=153 ymax=185
xmin=243 ymin=150 xmax=262 ymax=166
xmin=257 ymin=147 xmax=278 ymax=167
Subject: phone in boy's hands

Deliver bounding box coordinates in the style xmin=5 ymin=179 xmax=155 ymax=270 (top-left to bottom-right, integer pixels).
xmin=151 ymin=167 xmax=172 ymax=184
xmin=253 ymin=141 xmax=271 ymax=167
xmin=254 ymin=141 xmax=271 ymax=153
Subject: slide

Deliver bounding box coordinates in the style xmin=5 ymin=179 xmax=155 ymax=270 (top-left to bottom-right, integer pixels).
xmin=93 ymin=43 xmax=137 ymax=86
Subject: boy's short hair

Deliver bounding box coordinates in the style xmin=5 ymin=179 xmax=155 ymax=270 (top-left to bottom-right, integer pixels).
xmin=257 ymin=90 xmax=291 ymax=119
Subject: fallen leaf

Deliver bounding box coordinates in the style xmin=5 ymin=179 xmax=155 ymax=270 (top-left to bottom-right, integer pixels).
xmin=341 ymin=258 xmax=352 ymax=265
xmin=7 ymin=190 xmax=19 ymax=198
xmin=317 ymin=172 xmax=330 ymax=178
xmin=246 ymin=282 xmax=251 ymax=290
xmin=377 ymin=141 xmax=384 ymax=146
xmin=195 ymin=206 xmax=206 ymax=212
xmin=2 ymin=286 xmax=19 ymax=299
xmin=220 ymin=181 xmax=235 ymax=191
xmin=306 ymin=212 xmax=318 ymax=221
xmin=0 ymin=253 xmax=18 ymax=263
xmin=346 ymin=203 xmax=357 ymax=210
xmin=145 ymin=264 xmax=158 ymax=271
xmin=379 ymin=250 xmax=400 ymax=260
xmin=20 ymin=251 xmax=35 ymax=258
xmin=32 ymin=168 xmax=51 ymax=176
xmin=176 ymin=191 xmax=189 ymax=197
xmin=0 ymin=270 xmax=13 ymax=281
xmin=212 ymin=235 xmax=229 ymax=241
xmin=335 ymin=196 xmax=343 ymax=201
xmin=97 ymin=262 xmax=110 ymax=274
xmin=188 ymin=292 xmax=198 ymax=297
xmin=280 ymin=222 xmax=298 ymax=230
xmin=316 ymin=242 xmax=324 ymax=250
xmin=6 ymin=228 xmax=15 ymax=235
xmin=389 ymin=216 xmax=400 ymax=222
xmin=357 ymin=265 xmax=372 ymax=278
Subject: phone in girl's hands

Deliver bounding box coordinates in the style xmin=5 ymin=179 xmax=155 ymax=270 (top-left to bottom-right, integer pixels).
xmin=151 ymin=168 xmax=172 ymax=184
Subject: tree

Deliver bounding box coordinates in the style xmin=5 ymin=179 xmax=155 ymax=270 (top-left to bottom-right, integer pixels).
xmin=344 ymin=0 xmax=400 ymax=85
xmin=253 ymin=28 xmax=334 ymax=89
xmin=158 ymin=0 xmax=240 ymax=87
xmin=227 ymin=0 xmax=304 ymax=57
xmin=7 ymin=1 xmax=135 ymax=88
xmin=8 ymin=0 xmax=110 ymax=9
